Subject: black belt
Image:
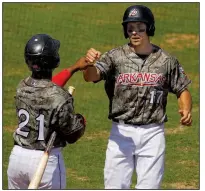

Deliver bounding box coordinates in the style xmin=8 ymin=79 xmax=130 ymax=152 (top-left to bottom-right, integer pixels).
xmin=112 ymin=119 xmax=162 ymax=127
xmin=14 ymin=142 xmax=63 ymax=151
xmin=112 ymin=119 xmax=140 ymax=125
xmin=14 ymin=142 xmax=44 ymax=151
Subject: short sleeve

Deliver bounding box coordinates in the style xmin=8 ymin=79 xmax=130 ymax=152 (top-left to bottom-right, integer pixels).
xmin=94 ymin=51 xmax=113 ymax=80
xmin=168 ymin=57 xmax=191 ymax=96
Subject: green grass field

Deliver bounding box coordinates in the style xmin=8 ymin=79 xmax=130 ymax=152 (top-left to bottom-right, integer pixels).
xmin=3 ymin=2 xmax=199 ymax=189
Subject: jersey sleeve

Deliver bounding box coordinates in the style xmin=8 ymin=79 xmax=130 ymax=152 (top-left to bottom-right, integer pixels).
xmin=94 ymin=51 xmax=113 ymax=81
xmin=55 ymin=96 xmax=85 ymax=143
xmin=168 ymin=57 xmax=191 ymax=96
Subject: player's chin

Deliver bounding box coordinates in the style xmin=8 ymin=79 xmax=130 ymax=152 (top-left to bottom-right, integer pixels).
xmin=130 ymin=39 xmax=142 ymax=46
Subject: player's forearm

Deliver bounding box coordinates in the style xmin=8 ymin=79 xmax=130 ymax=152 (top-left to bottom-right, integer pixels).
xmin=52 ymin=64 xmax=81 ymax=87
xmin=83 ymin=66 xmax=101 ymax=82
xmin=178 ymin=89 xmax=192 ymax=112
xmin=52 ymin=57 xmax=89 ymax=87
xmin=52 ymin=69 xmax=72 ymax=87
xmin=60 ymin=113 xmax=86 ymax=144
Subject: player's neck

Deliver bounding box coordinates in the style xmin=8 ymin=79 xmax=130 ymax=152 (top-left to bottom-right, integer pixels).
xmin=130 ymin=42 xmax=153 ymax=55
xmin=31 ymin=71 xmax=52 ymax=80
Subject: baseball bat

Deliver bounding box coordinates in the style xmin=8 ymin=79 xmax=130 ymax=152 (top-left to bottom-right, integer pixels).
xmin=28 ymin=86 xmax=75 ymax=189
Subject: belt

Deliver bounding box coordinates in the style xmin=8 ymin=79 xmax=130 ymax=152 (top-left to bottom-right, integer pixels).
xmin=112 ymin=119 xmax=163 ymax=128
xmin=13 ymin=145 xmax=62 ymax=155
xmin=112 ymin=119 xmax=140 ymax=125
xmin=14 ymin=142 xmax=63 ymax=151
xmin=14 ymin=142 xmax=44 ymax=151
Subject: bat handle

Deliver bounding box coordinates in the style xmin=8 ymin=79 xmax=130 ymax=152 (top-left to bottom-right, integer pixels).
xmin=68 ymin=86 xmax=75 ymax=95
xmin=45 ymin=131 xmax=57 ymax=153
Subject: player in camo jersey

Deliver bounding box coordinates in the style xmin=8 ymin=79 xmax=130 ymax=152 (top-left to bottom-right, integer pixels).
xmin=7 ymin=34 xmax=90 ymax=189
xmin=83 ymin=5 xmax=192 ymax=189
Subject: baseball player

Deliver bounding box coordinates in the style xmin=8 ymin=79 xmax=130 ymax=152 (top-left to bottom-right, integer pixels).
xmin=7 ymin=34 xmax=90 ymax=189
xmin=82 ymin=5 xmax=192 ymax=189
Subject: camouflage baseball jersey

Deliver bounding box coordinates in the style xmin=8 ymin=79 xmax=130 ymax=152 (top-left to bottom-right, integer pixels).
xmin=13 ymin=77 xmax=85 ymax=150
xmin=94 ymin=43 xmax=191 ymax=125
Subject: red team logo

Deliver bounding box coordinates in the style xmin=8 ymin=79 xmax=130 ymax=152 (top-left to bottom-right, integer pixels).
xmin=116 ymin=72 xmax=166 ymax=86
xmin=129 ymin=9 xmax=138 ymax=17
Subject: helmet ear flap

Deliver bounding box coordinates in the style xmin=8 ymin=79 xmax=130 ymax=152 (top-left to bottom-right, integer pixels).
xmin=123 ymin=24 xmax=129 ymax=38
xmin=54 ymin=56 xmax=60 ymax=68
xmin=42 ymin=56 xmax=60 ymax=70
xmin=147 ymin=24 xmax=155 ymax=36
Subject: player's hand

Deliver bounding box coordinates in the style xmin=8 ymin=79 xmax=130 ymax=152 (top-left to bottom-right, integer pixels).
xmin=85 ymin=48 xmax=101 ymax=63
xmin=178 ymin=109 xmax=192 ymax=126
xmin=73 ymin=57 xmax=93 ymax=70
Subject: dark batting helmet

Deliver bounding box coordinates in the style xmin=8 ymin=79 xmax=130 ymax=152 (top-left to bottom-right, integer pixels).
xmin=24 ymin=34 xmax=60 ymax=72
xmin=122 ymin=5 xmax=155 ymax=38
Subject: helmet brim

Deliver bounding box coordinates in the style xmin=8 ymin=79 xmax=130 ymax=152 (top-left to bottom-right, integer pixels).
xmin=122 ymin=18 xmax=149 ymax=25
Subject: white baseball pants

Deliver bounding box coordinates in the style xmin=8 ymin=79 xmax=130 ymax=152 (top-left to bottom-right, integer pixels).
xmin=104 ymin=122 xmax=165 ymax=189
xmin=7 ymin=145 xmax=66 ymax=189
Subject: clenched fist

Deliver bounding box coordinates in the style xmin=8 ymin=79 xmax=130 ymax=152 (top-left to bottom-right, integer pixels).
xmin=73 ymin=57 xmax=96 ymax=70
xmin=85 ymin=48 xmax=101 ymax=63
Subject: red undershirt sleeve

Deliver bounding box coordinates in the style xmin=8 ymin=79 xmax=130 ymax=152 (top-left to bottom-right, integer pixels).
xmin=52 ymin=69 xmax=72 ymax=87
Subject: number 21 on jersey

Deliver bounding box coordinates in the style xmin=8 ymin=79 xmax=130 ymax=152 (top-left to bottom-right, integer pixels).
xmin=16 ymin=109 xmax=45 ymax=141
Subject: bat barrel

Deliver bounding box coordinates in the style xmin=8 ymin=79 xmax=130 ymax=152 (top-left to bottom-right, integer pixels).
xmin=28 ymin=153 xmax=49 ymax=189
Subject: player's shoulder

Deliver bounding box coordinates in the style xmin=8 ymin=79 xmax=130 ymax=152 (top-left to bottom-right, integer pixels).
xmin=16 ymin=77 xmax=30 ymax=90
xmin=50 ymin=84 xmax=71 ymax=100
xmin=48 ymin=84 xmax=73 ymax=109
xmin=156 ymin=45 xmax=178 ymax=63
xmin=106 ymin=44 xmax=125 ymax=55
